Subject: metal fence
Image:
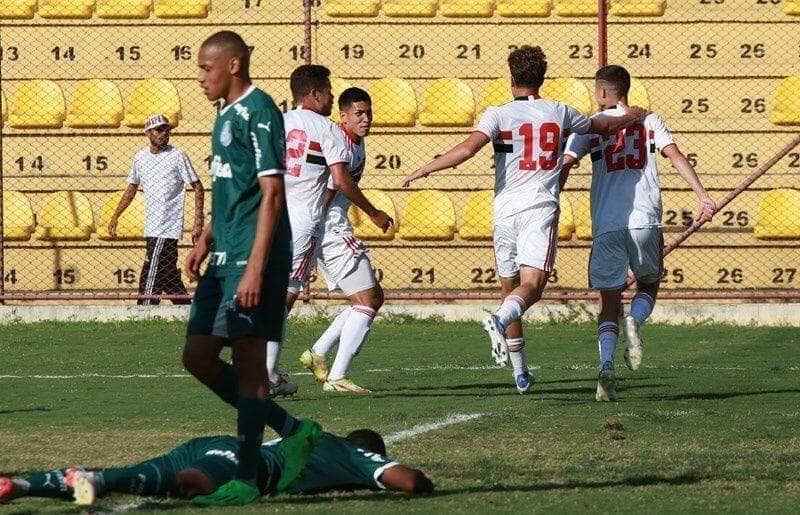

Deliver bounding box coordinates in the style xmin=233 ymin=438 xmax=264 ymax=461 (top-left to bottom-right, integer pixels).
xmin=0 ymin=0 xmax=798 ymax=302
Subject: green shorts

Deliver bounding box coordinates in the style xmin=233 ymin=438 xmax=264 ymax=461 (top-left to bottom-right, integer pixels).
xmin=186 ymin=267 xmax=288 ymax=342
xmin=165 ymin=436 xmax=240 ymax=492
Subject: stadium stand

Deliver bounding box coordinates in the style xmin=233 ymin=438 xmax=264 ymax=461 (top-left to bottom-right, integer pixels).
xmin=8 ymin=80 xmax=66 ymax=129
xmin=325 ymin=0 xmax=381 ymax=17
xmin=785 ymin=0 xmax=799 ymax=15
xmin=1 ymin=89 xmax=5 ymax=126
xmin=480 ymin=78 xmax=512 ymax=112
xmin=459 ymin=190 xmax=493 ymax=241
xmin=575 ymin=196 xmax=592 ymax=240
xmin=0 ymin=0 xmax=36 ymax=18
xmin=330 ymin=77 xmax=353 ymax=122
xmin=96 ymin=0 xmax=152 ymax=18
xmin=496 ymin=0 xmax=552 ymax=17
xmin=628 ymin=77 xmax=650 ymax=110
xmin=439 ymin=0 xmax=496 ymax=17
xmin=540 ymin=77 xmax=594 ymax=116
xmin=609 ymin=0 xmax=665 ymax=17
xmin=553 ymin=0 xmax=596 ymax=17
xmin=399 ymin=189 xmax=456 ymax=240
xmin=97 ymin=191 xmax=146 ymax=240
xmin=754 ymin=189 xmax=800 ymax=240
xmin=383 ymin=0 xmax=439 ymax=17
xmin=770 ymin=77 xmax=800 ymax=126
xmin=37 ymin=0 xmax=95 ymax=18
xmin=123 ymin=78 xmax=182 ymax=128
xmin=35 ymin=191 xmax=95 ymax=241
xmin=349 ymin=189 xmax=398 ymax=240
xmin=66 ymin=79 xmax=125 ymax=128
xmin=153 ymin=0 xmax=211 ymax=18
xmin=419 ymin=78 xmax=475 ymax=127
xmin=558 ymin=196 xmax=575 ymax=240
xmin=370 ymin=78 xmax=418 ymax=127
xmin=3 ymin=191 xmax=36 ymax=242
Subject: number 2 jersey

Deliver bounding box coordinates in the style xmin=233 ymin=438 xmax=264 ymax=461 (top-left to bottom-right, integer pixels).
xmin=475 ymin=95 xmax=592 ymax=220
xmin=564 ymin=106 xmax=675 ymax=237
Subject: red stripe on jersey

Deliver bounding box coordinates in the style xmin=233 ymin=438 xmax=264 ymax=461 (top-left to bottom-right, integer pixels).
xmin=308 ymin=141 xmax=322 ymax=152
xmin=499 ymin=130 xmax=512 ymax=140
xmin=649 ymin=130 xmax=654 ymax=140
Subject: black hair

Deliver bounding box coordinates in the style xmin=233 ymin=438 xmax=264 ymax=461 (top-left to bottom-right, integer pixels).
xmin=338 ymin=87 xmax=372 ymax=110
xmin=595 ymin=65 xmax=631 ymax=98
xmin=290 ymin=64 xmax=331 ymax=102
xmin=346 ymin=429 xmax=387 ymax=456
xmin=507 ymin=45 xmax=547 ymax=90
xmin=200 ymin=31 xmax=251 ymax=79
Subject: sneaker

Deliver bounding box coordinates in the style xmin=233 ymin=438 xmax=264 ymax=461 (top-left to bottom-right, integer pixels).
xmin=72 ymin=472 xmax=104 ymax=506
xmin=595 ymin=361 xmax=617 ymax=402
xmin=622 ymin=314 xmax=643 ymax=371
xmin=299 ymin=349 xmax=329 ymax=383
xmin=276 ymin=419 xmax=323 ymax=492
xmin=269 ymin=373 xmax=299 ymax=397
xmin=323 ymin=377 xmax=371 ymax=394
xmin=0 ymin=477 xmax=16 ymax=502
xmin=483 ymin=315 xmax=509 ymax=367
xmin=514 ymin=370 xmax=533 ymax=394
xmin=193 ymin=479 xmax=260 ymax=506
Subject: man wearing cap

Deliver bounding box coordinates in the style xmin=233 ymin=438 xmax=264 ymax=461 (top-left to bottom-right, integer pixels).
xmin=109 ymin=114 xmax=204 ymax=305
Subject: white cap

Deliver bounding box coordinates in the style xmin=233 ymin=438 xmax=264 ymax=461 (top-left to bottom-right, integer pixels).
xmin=144 ymin=114 xmax=170 ymax=131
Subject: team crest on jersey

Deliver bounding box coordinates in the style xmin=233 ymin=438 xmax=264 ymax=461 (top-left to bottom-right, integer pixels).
xmin=220 ymin=121 xmax=233 ymax=147
xmin=233 ymin=104 xmax=250 ymax=121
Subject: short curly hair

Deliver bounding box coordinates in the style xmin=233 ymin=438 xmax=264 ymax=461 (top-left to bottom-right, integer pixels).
xmin=507 ymin=45 xmax=548 ymax=90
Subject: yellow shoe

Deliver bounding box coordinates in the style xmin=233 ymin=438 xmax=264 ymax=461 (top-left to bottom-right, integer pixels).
xmin=299 ymin=350 xmax=329 ymax=382
xmin=323 ymin=377 xmax=371 ymax=394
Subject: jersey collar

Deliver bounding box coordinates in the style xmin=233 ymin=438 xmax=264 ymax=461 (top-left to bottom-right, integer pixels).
xmin=514 ymin=93 xmax=541 ymax=101
xmin=219 ymin=84 xmax=257 ymax=116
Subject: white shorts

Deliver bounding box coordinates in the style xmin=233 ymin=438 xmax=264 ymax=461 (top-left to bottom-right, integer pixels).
xmin=287 ymin=231 xmax=320 ymax=294
xmin=316 ymin=229 xmax=377 ymax=296
xmin=493 ymin=204 xmax=559 ymax=279
xmin=589 ymin=227 xmax=663 ymax=290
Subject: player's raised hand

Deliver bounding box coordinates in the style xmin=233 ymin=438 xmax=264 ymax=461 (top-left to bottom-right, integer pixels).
xmin=107 ymin=217 xmax=118 ymax=238
xmin=696 ymin=196 xmax=716 ymax=223
xmin=236 ymin=267 xmax=262 ymax=309
xmin=401 ymin=169 xmax=429 ymax=188
xmin=623 ymin=104 xmax=650 ymax=122
xmin=370 ymin=210 xmax=394 ymax=233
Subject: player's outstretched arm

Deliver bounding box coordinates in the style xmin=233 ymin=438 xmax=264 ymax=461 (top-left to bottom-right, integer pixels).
xmin=108 ymin=183 xmax=138 ymax=237
xmin=190 ymin=180 xmax=205 ymax=246
xmin=185 ymin=222 xmax=213 ymax=282
xmin=402 ymin=132 xmax=490 ymax=187
xmin=589 ymin=104 xmax=650 ymax=136
xmin=662 ymin=144 xmax=716 ymax=222
xmin=331 ymin=163 xmax=393 ymax=232
xmin=379 ymin=465 xmax=434 ymax=494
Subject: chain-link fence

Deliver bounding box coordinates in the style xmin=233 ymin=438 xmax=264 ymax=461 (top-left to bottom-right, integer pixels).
xmin=0 ymin=0 xmax=798 ymax=302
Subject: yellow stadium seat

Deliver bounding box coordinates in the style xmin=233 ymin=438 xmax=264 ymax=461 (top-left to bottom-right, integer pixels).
xmin=400 ymin=190 xmax=456 ymax=240
xmin=770 ymin=77 xmax=800 ymax=126
xmin=325 ymin=0 xmax=380 ymax=16
xmin=154 ymin=0 xmax=209 ymax=17
xmin=124 ymin=78 xmax=181 ymax=128
xmin=383 ymin=0 xmax=438 ymax=16
xmin=67 ymin=79 xmax=124 ymax=128
xmin=575 ymin=196 xmax=592 ymax=240
xmin=786 ymin=0 xmax=800 ymax=14
xmin=419 ymin=78 xmax=475 ymax=127
xmin=9 ymin=80 xmax=66 ymax=129
xmin=629 ymin=77 xmax=650 ymax=110
xmin=553 ymin=0 xmax=595 ymax=16
xmin=349 ymin=190 xmax=398 ymax=240
xmin=754 ymin=189 xmax=800 ymax=240
xmin=480 ymin=77 xmax=512 ymax=112
xmin=97 ymin=0 xmax=152 ymax=18
xmin=97 ymin=191 xmax=146 ymax=240
xmin=440 ymin=0 xmax=494 ymax=16
xmin=558 ymin=196 xmax=574 ymax=240
xmin=370 ymin=77 xmax=418 ymax=127
xmin=609 ymin=0 xmax=664 ymax=16
xmin=497 ymin=0 xmax=551 ymax=17
xmin=38 ymin=0 xmax=95 ymax=18
xmin=3 ymin=191 xmax=35 ymax=241
xmin=1 ymin=89 xmax=6 ymax=126
xmin=540 ymin=77 xmax=593 ymax=116
xmin=0 ymin=0 xmax=36 ymax=18
xmin=330 ymin=77 xmax=353 ymax=123
xmin=460 ymin=190 xmax=493 ymax=240
xmin=35 ymin=191 xmax=95 ymax=241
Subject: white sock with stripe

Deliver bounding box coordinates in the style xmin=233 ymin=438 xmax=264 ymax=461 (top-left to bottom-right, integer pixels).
xmin=495 ymin=295 xmax=526 ymax=331
xmin=312 ymin=307 xmax=352 ymax=357
xmin=507 ymin=338 xmax=527 ymax=375
xmin=328 ymin=305 xmax=376 ymax=381
xmin=266 ymin=340 xmax=282 ymax=383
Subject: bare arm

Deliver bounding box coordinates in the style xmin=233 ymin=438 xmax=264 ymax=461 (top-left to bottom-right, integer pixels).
xmin=185 ymin=222 xmax=213 ymax=282
xmin=107 ymin=183 xmax=139 ymax=237
xmin=402 ymin=132 xmax=490 ymax=187
xmin=379 ymin=465 xmax=434 ymax=494
xmin=560 ymin=155 xmax=579 ymax=190
xmin=331 ymin=163 xmax=393 ymax=232
xmin=189 ymin=180 xmax=205 ymax=245
xmin=589 ymin=105 xmax=649 ymax=136
xmin=662 ymin=143 xmax=716 ymax=222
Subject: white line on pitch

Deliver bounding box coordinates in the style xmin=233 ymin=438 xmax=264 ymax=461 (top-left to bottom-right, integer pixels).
xmin=384 ymin=413 xmax=486 ymax=445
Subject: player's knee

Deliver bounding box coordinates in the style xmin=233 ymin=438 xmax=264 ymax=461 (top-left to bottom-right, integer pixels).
xmin=368 ymin=286 xmax=384 ymax=311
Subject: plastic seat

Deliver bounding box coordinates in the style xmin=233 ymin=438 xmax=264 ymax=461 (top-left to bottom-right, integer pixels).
xmin=629 ymin=77 xmax=650 ymax=110
xmin=38 ymin=0 xmax=95 ymax=18
xmin=480 ymin=77 xmax=511 ymax=112
xmin=329 ymin=77 xmax=353 ymax=123
xmin=383 ymin=0 xmax=438 ymax=16
xmin=0 ymin=0 xmax=36 ymax=18
xmin=497 ymin=0 xmax=551 ymax=16
xmin=3 ymin=191 xmax=35 ymax=241
xmin=609 ymin=0 xmax=665 ymax=16
xmin=154 ymin=0 xmax=209 ymax=17
xmin=35 ymin=191 xmax=95 ymax=241
xmin=770 ymin=77 xmax=800 ymax=126
xmin=349 ymin=189 xmax=398 ymax=240
xmin=124 ymin=78 xmax=181 ymax=128
xmin=9 ymin=80 xmax=66 ymax=129
xmin=575 ymin=196 xmax=592 ymax=240
xmin=786 ymin=0 xmax=800 ymax=15
xmin=325 ymin=0 xmax=380 ymax=16
xmin=440 ymin=0 xmax=495 ymax=16
xmin=540 ymin=77 xmax=593 ymax=116
xmin=754 ymin=189 xmax=800 ymax=240
xmin=558 ymin=196 xmax=574 ymax=240
xmin=67 ymin=79 xmax=125 ymax=128
xmin=553 ymin=0 xmax=595 ymax=16
xmin=97 ymin=0 xmax=152 ymax=18
xmin=419 ymin=78 xmax=475 ymax=127
xmin=370 ymin=77 xmax=418 ymax=127
xmin=97 ymin=191 xmax=146 ymax=240
xmin=460 ymin=190 xmax=493 ymax=240
xmin=400 ymin=190 xmax=456 ymax=240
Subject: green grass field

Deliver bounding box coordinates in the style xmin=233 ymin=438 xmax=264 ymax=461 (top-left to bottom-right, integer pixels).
xmin=2 ymin=316 xmax=800 ymax=513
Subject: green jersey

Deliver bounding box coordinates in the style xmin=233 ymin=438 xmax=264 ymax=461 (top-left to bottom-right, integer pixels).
xmin=208 ymin=85 xmax=291 ymax=276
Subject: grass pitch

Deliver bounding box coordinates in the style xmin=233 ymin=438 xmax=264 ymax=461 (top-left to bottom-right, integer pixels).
xmin=1 ymin=315 xmax=800 ymax=513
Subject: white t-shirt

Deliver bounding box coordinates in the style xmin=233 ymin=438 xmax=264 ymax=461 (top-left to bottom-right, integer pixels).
xmin=128 ymin=145 xmax=199 ymax=240
xmin=324 ymin=126 xmax=366 ymax=235
xmin=564 ymin=107 xmax=675 ymax=237
xmin=475 ymin=96 xmax=591 ymax=219
xmin=283 ymin=107 xmax=351 ymax=236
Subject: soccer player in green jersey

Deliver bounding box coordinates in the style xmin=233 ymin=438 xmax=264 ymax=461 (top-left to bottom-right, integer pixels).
xmin=0 ymin=428 xmax=434 ymax=505
xmin=180 ymin=30 xmax=319 ymax=506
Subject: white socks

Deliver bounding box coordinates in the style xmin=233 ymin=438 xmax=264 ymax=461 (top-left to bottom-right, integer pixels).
xmin=496 ymin=295 xmax=526 ymax=330
xmin=507 ymin=337 xmax=527 ymax=375
xmin=311 ymin=307 xmax=351 ymax=356
xmin=266 ymin=340 xmax=282 ymax=383
xmin=328 ymin=305 xmax=376 ymax=381
xmin=598 ymin=321 xmax=619 ymax=366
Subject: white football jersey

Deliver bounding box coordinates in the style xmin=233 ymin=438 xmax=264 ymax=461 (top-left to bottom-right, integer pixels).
xmin=475 ymin=95 xmax=592 ymax=219
xmin=283 ymin=107 xmax=351 ymax=235
xmin=323 ymin=126 xmax=366 ymax=234
xmin=564 ymin=106 xmax=675 ymax=237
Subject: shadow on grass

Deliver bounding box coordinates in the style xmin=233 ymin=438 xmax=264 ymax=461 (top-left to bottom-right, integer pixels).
xmin=648 ymin=388 xmax=800 ymax=401
xmin=0 ymin=407 xmax=51 ymax=416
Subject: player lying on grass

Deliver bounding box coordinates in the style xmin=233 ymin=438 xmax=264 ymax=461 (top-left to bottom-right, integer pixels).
xmin=561 ymin=65 xmax=716 ymax=401
xmin=0 ymin=428 xmax=433 ymax=505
